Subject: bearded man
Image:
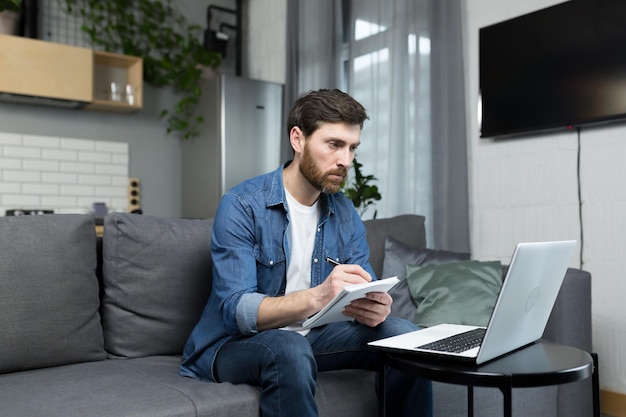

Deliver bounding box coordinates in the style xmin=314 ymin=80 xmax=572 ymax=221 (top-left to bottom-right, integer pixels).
xmin=181 ymin=89 xmax=433 ymax=417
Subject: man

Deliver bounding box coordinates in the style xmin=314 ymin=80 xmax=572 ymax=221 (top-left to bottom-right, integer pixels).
xmin=181 ymin=89 xmax=433 ymax=417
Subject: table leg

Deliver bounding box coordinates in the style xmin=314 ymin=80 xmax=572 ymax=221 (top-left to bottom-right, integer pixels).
xmin=467 ymin=385 xmax=474 ymax=417
xmin=378 ymin=353 xmax=386 ymax=417
xmin=592 ymin=353 xmax=600 ymax=417
xmin=500 ymin=375 xmax=513 ymax=417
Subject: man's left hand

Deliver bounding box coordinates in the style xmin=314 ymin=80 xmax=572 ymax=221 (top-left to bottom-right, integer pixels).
xmin=342 ymin=291 xmax=392 ymax=327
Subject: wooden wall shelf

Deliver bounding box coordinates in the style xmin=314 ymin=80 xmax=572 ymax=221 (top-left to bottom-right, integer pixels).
xmin=87 ymin=50 xmax=143 ymax=112
xmin=0 ymin=35 xmax=91 ymax=102
xmin=0 ymin=35 xmax=142 ymax=112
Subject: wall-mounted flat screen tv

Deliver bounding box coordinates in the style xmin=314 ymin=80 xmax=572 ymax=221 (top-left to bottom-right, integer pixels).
xmin=479 ymin=0 xmax=626 ymax=138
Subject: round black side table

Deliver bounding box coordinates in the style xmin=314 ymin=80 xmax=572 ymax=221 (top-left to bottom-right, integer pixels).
xmin=376 ymin=340 xmax=599 ymax=417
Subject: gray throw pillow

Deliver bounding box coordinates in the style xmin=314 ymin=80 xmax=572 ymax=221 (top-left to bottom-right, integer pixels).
xmin=101 ymin=213 xmax=213 ymax=358
xmin=383 ymin=236 xmax=470 ymax=321
xmin=406 ymin=260 xmax=503 ymax=328
xmin=382 ymin=236 xmax=471 ymax=281
xmin=0 ymin=214 xmax=106 ymax=374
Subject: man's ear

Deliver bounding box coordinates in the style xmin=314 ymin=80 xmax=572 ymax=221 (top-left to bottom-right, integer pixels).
xmin=289 ymin=126 xmax=305 ymax=153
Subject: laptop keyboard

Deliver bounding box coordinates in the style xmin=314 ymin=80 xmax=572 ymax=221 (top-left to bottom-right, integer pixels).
xmin=416 ymin=328 xmax=486 ymax=353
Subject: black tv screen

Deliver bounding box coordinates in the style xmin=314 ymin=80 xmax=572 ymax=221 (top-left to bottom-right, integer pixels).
xmin=479 ymin=0 xmax=626 ymax=138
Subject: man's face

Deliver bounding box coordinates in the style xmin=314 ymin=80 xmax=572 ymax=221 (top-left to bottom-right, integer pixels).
xmin=298 ymin=122 xmax=361 ymax=194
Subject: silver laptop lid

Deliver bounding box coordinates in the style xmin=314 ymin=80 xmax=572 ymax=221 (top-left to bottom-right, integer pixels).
xmin=476 ymin=240 xmax=576 ymax=364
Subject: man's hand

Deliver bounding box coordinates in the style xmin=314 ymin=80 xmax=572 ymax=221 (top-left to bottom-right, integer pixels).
xmin=343 ymin=291 xmax=392 ymax=327
xmin=312 ymin=264 xmax=372 ymax=311
xmin=316 ymin=264 xmax=392 ymax=328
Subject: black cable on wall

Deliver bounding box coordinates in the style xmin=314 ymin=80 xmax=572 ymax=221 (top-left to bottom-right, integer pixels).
xmin=577 ymin=127 xmax=584 ymax=269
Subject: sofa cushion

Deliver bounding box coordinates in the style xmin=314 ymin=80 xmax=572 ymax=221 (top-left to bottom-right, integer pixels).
xmin=0 ymin=214 xmax=105 ymax=374
xmin=383 ymin=236 xmax=470 ymax=320
xmin=406 ymin=260 xmax=502 ymax=328
xmin=101 ymin=213 xmax=213 ymax=357
xmin=0 ymin=355 xmax=378 ymax=417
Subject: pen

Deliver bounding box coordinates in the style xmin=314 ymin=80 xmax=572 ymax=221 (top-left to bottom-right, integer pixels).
xmin=325 ymin=256 xmax=340 ymax=266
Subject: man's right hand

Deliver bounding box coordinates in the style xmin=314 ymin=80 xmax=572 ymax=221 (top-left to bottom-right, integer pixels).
xmin=313 ymin=264 xmax=372 ymax=310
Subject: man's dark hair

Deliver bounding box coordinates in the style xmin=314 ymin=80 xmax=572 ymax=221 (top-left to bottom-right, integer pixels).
xmin=286 ymin=89 xmax=369 ymax=137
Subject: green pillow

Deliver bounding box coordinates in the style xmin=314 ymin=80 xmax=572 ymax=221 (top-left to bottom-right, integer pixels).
xmin=406 ymin=260 xmax=503 ymax=328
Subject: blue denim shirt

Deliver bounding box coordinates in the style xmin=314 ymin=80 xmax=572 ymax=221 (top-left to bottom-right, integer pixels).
xmin=180 ymin=162 xmax=375 ymax=381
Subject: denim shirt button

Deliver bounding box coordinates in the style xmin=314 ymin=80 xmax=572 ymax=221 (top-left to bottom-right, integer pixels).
xmin=313 ymin=258 xmax=319 ymax=263
xmin=269 ymin=260 xmax=274 ymax=266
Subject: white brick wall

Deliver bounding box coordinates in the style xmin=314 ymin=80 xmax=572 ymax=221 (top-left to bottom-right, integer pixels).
xmin=0 ymin=132 xmax=129 ymax=215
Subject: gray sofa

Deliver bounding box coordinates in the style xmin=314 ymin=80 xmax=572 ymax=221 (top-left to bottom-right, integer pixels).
xmin=0 ymin=212 xmax=593 ymax=417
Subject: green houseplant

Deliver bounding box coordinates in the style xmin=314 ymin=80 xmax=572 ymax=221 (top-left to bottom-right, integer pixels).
xmin=0 ymin=0 xmax=21 ymax=35
xmin=61 ymin=0 xmax=221 ymax=139
xmin=0 ymin=0 xmax=20 ymax=12
xmin=342 ymin=157 xmax=382 ymax=219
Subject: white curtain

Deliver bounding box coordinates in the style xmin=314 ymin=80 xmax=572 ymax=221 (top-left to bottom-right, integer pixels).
xmin=282 ymin=0 xmax=344 ymax=163
xmin=286 ymin=0 xmax=469 ymax=252
xmin=348 ymin=0 xmax=432 ymax=224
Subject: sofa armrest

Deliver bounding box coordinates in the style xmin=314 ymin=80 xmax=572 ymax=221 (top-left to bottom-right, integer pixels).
xmin=543 ymin=268 xmax=592 ymax=352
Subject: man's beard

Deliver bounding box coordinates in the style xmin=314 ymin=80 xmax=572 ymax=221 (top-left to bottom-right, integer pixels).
xmin=299 ymin=148 xmax=347 ymax=194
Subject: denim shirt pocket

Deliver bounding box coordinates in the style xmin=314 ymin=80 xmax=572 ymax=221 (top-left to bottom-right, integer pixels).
xmin=254 ymin=244 xmax=287 ymax=295
xmin=324 ymin=245 xmax=352 ymax=265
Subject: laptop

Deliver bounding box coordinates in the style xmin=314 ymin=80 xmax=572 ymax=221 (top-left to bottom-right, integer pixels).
xmin=368 ymin=240 xmax=576 ymax=364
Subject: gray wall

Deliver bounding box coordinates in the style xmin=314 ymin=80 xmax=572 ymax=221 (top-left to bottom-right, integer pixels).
xmin=0 ymin=85 xmax=183 ymax=217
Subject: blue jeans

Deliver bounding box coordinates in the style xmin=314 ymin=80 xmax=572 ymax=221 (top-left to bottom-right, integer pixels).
xmin=214 ymin=317 xmax=433 ymax=417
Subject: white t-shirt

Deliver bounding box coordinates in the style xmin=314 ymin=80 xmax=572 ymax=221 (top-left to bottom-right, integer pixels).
xmin=281 ymin=189 xmax=319 ymax=334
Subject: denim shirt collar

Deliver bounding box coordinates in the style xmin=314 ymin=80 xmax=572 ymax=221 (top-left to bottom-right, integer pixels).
xmin=266 ymin=162 xmax=288 ymax=209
